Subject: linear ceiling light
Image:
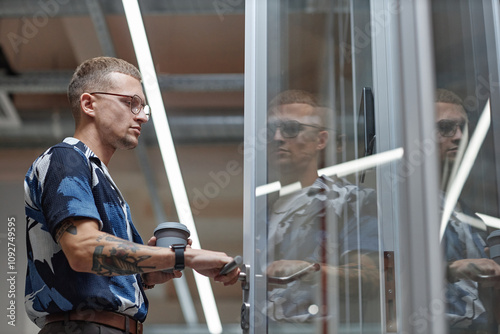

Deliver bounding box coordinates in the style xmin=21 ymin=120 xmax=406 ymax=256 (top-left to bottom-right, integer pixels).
xmin=255 ymin=147 xmax=404 ymax=197
xmin=122 ymin=1 xmax=223 ymax=333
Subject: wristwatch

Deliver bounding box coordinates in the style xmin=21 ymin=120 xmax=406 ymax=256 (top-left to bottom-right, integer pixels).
xmin=170 ymin=244 xmax=186 ymax=270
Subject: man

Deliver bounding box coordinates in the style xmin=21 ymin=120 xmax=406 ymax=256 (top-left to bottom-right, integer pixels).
xmin=436 ymin=88 xmax=500 ymax=333
xmin=265 ymin=90 xmax=379 ymax=323
xmin=24 ymin=57 xmax=239 ymax=334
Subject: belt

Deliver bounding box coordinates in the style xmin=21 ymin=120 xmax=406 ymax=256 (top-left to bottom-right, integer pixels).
xmin=45 ymin=310 xmax=143 ymax=334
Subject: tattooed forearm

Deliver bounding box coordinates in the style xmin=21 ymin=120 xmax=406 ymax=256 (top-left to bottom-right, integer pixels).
xmin=55 ymin=218 xmax=79 ymax=242
xmin=95 ymin=235 xmax=160 ymax=252
xmin=91 ymin=244 xmax=156 ymax=276
xmin=96 ymin=235 xmax=142 ymax=253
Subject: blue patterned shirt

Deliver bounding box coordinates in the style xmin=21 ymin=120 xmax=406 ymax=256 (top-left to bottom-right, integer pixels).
xmin=266 ymin=175 xmax=379 ymax=322
xmin=443 ymin=209 xmax=493 ymax=333
xmin=24 ymin=137 xmax=148 ymax=327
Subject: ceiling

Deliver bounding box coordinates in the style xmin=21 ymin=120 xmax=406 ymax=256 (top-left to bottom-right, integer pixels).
xmin=0 ymin=0 xmax=247 ymax=148
xmin=0 ymin=0 xmax=351 ymax=148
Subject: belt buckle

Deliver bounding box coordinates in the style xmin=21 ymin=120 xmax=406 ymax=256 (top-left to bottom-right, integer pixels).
xmin=136 ymin=321 xmax=143 ymax=334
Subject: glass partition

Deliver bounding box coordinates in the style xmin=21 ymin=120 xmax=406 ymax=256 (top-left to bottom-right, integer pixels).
xmin=244 ymin=0 xmax=500 ymax=333
xmin=245 ymin=1 xmax=394 ymax=333
xmin=432 ymin=0 xmax=500 ymax=333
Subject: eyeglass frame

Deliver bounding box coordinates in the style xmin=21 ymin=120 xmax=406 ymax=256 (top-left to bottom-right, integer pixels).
xmin=436 ymin=119 xmax=467 ymax=137
xmin=267 ymin=119 xmax=327 ymax=140
xmin=89 ymin=92 xmax=151 ymax=119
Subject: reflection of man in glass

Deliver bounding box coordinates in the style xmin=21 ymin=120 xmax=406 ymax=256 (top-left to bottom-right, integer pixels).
xmin=437 ymin=89 xmax=469 ymax=189
xmin=437 ymin=89 xmax=500 ymax=333
xmin=265 ymin=90 xmax=379 ymax=323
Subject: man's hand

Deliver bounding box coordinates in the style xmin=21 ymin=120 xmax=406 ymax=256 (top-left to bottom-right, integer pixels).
xmin=448 ymin=258 xmax=500 ymax=287
xmin=141 ymin=236 xmax=182 ymax=286
xmin=266 ymin=260 xmax=314 ymax=279
xmin=185 ymin=248 xmax=240 ymax=286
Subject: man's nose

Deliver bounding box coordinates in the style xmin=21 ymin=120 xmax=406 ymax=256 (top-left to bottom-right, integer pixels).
xmin=135 ymin=108 xmax=149 ymax=123
xmin=273 ymin=127 xmax=285 ymax=141
xmin=452 ymin=126 xmax=464 ymax=141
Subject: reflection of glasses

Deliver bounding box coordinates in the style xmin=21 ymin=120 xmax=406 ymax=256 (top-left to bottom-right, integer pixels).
xmin=90 ymin=92 xmax=151 ymax=120
xmin=267 ymin=120 xmax=324 ymax=140
xmin=436 ymin=119 xmax=466 ymax=137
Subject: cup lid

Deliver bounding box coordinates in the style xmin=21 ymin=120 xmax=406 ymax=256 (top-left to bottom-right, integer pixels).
xmin=154 ymin=222 xmax=190 ymax=235
xmin=488 ymin=229 xmax=500 ymax=239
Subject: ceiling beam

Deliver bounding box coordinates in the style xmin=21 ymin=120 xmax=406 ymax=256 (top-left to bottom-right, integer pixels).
xmin=0 ymin=114 xmax=244 ymax=146
xmin=0 ymin=72 xmax=244 ymax=93
xmin=85 ymin=0 xmax=117 ymax=57
xmin=0 ymin=0 xmax=245 ymax=18
xmin=0 ymin=0 xmax=350 ymax=18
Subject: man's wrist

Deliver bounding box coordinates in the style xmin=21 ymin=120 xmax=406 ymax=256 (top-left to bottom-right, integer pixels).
xmin=140 ymin=274 xmax=155 ymax=290
xmin=446 ymin=262 xmax=458 ymax=282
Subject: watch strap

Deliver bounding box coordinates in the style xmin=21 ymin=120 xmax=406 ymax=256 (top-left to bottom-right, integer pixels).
xmin=171 ymin=244 xmax=186 ymax=270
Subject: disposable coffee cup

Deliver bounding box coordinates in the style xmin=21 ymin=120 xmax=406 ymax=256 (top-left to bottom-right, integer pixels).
xmin=487 ymin=230 xmax=500 ymax=264
xmin=154 ymin=222 xmax=190 ymax=272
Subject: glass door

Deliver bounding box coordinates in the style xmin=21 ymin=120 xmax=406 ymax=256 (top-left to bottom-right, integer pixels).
xmin=243 ymin=1 xmax=396 ymax=333
xmin=262 ymin=1 xmax=382 ymax=333
xmin=241 ymin=0 xmax=500 ymax=333
xmin=431 ymin=1 xmax=500 ymax=333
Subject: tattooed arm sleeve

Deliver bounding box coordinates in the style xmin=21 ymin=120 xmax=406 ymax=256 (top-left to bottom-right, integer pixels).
xmin=57 ymin=217 xmax=173 ymax=276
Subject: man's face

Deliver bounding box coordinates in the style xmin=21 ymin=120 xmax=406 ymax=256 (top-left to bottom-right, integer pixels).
xmin=267 ymin=103 xmax=327 ymax=174
xmin=93 ymin=72 xmax=149 ymax=150
xmin=436 ymin=102 xmax=468 ymax=164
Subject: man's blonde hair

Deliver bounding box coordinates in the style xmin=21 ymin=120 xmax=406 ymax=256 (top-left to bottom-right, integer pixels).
xmin=67 ymin=57 xmax=142 ymax=124
xmin=268 ymin=89 xmax=319 ymax=108
xmin=435 ymin=88 xmax=464 ymax=107
xmin=268 ymin=90 xmax=326 ymax=125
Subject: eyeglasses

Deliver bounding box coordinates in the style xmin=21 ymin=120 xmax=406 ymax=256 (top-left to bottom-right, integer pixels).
xmin=267 ymin=120 xmax=324 ymax=140
xmin=436 ymin=119 xmax=467 ymax=137
xmin=90 ymin=92 xmax=151 ymax=120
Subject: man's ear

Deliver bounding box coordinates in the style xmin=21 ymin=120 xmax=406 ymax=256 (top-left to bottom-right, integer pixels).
xmin=80 ymin=93 xmax=96 ymax=118
xmin=316 ymin=130 xmax=329 ymax=150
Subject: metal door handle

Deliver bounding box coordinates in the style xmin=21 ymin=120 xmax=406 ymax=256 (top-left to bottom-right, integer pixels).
xmin=267 ymin=263 xmax=320 ymax=284
xmin=239 ymin=263 xmax=250 ymax=331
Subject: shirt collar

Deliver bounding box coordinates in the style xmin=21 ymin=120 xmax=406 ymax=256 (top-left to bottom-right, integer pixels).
xmin=63 ymin=137 xmax=102 ymax=166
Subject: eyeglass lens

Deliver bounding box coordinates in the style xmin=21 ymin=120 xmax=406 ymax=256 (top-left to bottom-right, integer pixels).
xmin=437 ymin=120 xmax=466 ymax=137
xmin=268 ymin=120 xmax=303 ymax=139
xmin=131 ymin=95 xmax=150 ymax=119
xmin=131 ymin=95 xmax=142 ymax=114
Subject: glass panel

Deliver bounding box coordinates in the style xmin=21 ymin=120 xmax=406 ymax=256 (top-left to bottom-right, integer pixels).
xmin=254 ymin=1 xmax=395 ymax=333
xmin=432 ymin=0 xmax=500 ymax=333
